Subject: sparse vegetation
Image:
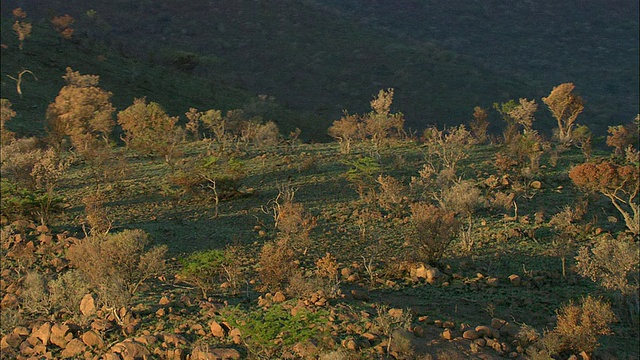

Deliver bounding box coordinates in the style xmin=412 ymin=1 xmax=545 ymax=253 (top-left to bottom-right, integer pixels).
xmin=0 ymin=4 xmax=637 ymax=358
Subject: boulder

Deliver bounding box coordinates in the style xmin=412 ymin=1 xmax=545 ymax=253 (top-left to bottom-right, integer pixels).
xmin=50 ymin=323 xmax=72 ymax=348
xmin=61 ymin=338 xmax=86 ymax=358
xmin=33 ymin=322 xmax=52 ymax=346
xmin=82 ymin=330 xmax=105 ymax=349
xmin=111 ymin=339 xmax=151 ymax=359
xmin=462 ymin=329 xmax=479 ymax=340
xmin=80 ymin=293 xmax=96 ymax=317
xmin=508 ymin=274 xmax=521 ymax=287
xmin=209 ymin=320 xmax=227 ymax=338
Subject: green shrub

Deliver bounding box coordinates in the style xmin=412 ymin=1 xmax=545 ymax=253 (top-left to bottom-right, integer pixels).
xmin=178 ymin=248 xmax=243 ymax=298
xmin=223 ymin=303 xmax=329 ymax=356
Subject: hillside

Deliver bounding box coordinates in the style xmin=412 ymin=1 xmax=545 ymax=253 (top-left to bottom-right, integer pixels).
xmin=0 ymin=18 xmax=317 ymax=139
xmin=2 ymin=0 xmax=539 ymax=140
xmin=316 ymin=0 xmax=640 ymax=135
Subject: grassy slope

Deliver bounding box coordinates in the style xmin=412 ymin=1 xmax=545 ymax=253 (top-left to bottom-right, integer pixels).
xmin=47 ymin=137 xmax=637 ymax=356
xmin=1 ymin=0 xmax=536 ymax=140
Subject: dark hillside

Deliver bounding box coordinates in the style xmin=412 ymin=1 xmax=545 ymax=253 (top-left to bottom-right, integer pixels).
xmin=1 ymin=0 xmax=537 ymax=139
xmin=315 ymin=0 xmax=640 ymax=134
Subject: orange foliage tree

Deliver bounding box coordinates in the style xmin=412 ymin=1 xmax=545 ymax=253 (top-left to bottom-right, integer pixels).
xmin=569 ymin=161 xmax=639 ymax=235
xmin=12 ymin=8 xmax=32 ymax=50
xmin=542 ymin=82 xmax=585 ymax=145
xmin=46 ymin=67 xmax=115 ymax=153
xmin=51 ymin=14 xmax=75 ymax=40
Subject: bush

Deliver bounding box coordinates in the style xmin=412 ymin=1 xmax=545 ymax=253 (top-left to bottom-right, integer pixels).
xmin=575 ymin=234 xmax=639 ymax=313
xmin=409 ymin=203 xmax=460 ymax=265
xmin=223 ymin=303 xmax=329 ymax=357
xmin=178 ymin=248 xmax=244 ymax=298
xmin=66 ymin=229 xmax=167 ymax=309
xmin=49 ymin=269 xmax=90 ymax=317
xmin=117 ymin=97 xmax=182 ymax=159
xmin=546 ymin=296 xmax=615 ymax=356
xmin=257 ymin=238 xmax=298 ymax=293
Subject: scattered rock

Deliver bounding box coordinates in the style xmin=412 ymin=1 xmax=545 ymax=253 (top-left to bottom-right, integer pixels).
xmin=162 ymin=333 xmax=187 ymax=347
xmin=50 ymin=323 xmax=72 ymax=348
xmin=229 ymin=328 xmax=242 ymax=345
xmin=463 ymin=329 xmax=479 ymax=340
xmin=209 ymin=348 xmax=242 ymax=359
xmin=110 ymin=339 xmax=151 ymax=359
xmin=82 ymin=330 xmax=105 ymax=349
xmin=1 ymin=333 xmax=22 ymax=349
xmin=61 ymin=338 xmax=86 ymax=358
xmin=1 ymin=293 xmax=19 ymax=309
xmin=442 ymin=328 xmax=454 ymax=340
xmin=273 ymin=291 xmax=286 ymax=303
xmin=530 ymin=180 xmax=542 ymax=189
xmin=486 ymin=277 xmax=500 ymax=287
xmin=159 ymin=296 xmax=171 ymax=305
xmin=79 ymin=294 xmax=96 ymax=317
xmin=210 ymin=320 xmax=227 ymax=338
xmin=475 ymin=325 xmax=493 ymax=338
xmin=388 ymin=308 xmax=403 ymax=318
xmin=33 ymin=322 xmax=52 ymax=346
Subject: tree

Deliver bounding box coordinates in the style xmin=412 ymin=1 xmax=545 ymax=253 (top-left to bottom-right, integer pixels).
xmin=469 ymin=106 xmax=489 ymax=144
xmin=46 ymin=67 xmax=115 ymax=153
xmin=1 ymin=99 xmax=16 ymax=145
xmin=12 ymin=8 xmax=31 ymax=50
xmin=328 ymin=111 xmax=362 ymax=154
xmin=363 ymin=88 xmax=405 ymax=149
xmin=542 ymin=83 xmax=585 ymax=145
xmin=117 ymin=98 xmax=182 ymax=160
xmin=569 ymin=161 xmax=639 ymax=235
xmin=51 ymin=14 xmax=74 ymax=40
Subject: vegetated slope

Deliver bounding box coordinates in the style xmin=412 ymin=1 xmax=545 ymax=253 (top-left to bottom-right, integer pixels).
xmin=1 ymin=0 xmax=536 ymax=139
xmin=0 ymin=18 xmax=311 ymax=138
xmin=315 ymin=0 xmax=640 ymax=135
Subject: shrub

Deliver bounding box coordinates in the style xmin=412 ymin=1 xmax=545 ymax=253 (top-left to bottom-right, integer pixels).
xmin=1 ymin=98 xmax=16 ymax=144
xmin=117 ymin=97 xmax=182 ymax=159
xmin=606 ymin=120 xmax=638 ymax=155
xmin=51 ymin=14 xmax=74 ymax=39
xmin=12 ymin=8 xmax=32 ymax=50
xmin=257 ymin=238 xmax=298 ymax=292
xmin=422 ymin=124 xmax=474 ymax=173
xmin=575 ymin=234 xmax=639 ymax=311
xmin=223 ymin=303 xmax=329 ymax=357
xmin=409 ymin=203 xmax=460 ymax=265
xmin=66 ymin=229 xmax=167 ymax=309
xmin=363 ymin=88 xmax=405 ymax=149
xmin=82 ymin=192 xmax=112 ymax=235
xmin=178 ymin=248 xmax=244 ymax=298
xmin=344 ymin=156 xmax=382 ymax=201
xmin=469 ymin=106 xmax=489 ymax=144
xmin=438 ymin=180 xmax=484 ymax=252
xmin=552 ymin=296 xmax=615 ymax=355
xmin=21 ymin=271 xmax=52 ymax=315
xmin=49 ymin=269 xmax=90 ymax=317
